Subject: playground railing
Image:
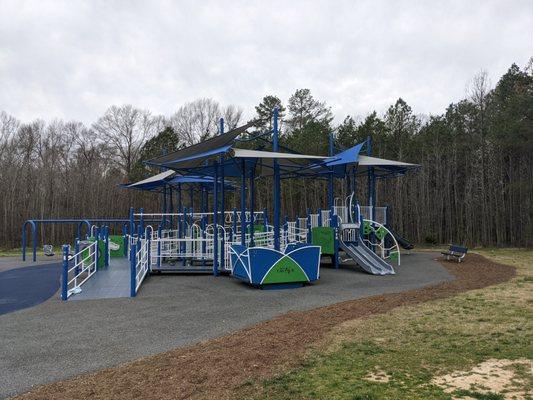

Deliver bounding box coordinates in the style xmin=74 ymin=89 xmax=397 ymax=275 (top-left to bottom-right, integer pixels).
xmin=359 ymin=206 xmax=388 ymax=225
xmin=64 ymin=241 xmax=98 ymax=299
xmin=151 ymin=237 xmax=215 ymax=262
xmin=286 ymin=222 xmax=308 ymax=244
xmin=321 ymin=210 xmax=331 ymax=227
xmin=134 ymin=238 xmax=150 ymax=293
xmin=333 ymin=206 xmax=349 ymax=224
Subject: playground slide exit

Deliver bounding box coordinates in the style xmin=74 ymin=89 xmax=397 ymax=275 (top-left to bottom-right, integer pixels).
xmin=339 ymin=237 xmax=395 ymax=275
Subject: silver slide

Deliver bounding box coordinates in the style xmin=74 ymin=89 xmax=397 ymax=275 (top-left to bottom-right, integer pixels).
xmin=339 ymin=237 xmax=396 ymax=275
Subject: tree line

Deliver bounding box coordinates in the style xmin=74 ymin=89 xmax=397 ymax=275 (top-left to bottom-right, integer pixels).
xmin=1 ymin=61 xmax=531 ymax=249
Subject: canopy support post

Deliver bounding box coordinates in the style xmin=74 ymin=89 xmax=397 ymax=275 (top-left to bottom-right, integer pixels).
xmin=367 ymin=135 xmax=376 ymax=221
xmin=328 ymin=132 xmax=334 ymax=209
xmin=273 ymin=107 xmax=281 ymax=251
xmin=240 ymin=158 xmax=247 ymax=246
xmin=213 ymin=162 xmax=219 ymax=276
xmin=219 ymin=118 xmax=225 ymax=229
xmin=249 ymin=163 xmax=255 ymax=247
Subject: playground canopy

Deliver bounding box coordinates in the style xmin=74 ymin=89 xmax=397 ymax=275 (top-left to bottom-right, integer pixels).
xmin=145 ymin=123 xmax=418 ymax=180
xmin=124 ymin=171 xmax=234 ymax=192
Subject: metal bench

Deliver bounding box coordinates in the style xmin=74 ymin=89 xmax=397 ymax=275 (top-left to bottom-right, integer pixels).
xmin=441 ymin=245 xmax=468 ymax=262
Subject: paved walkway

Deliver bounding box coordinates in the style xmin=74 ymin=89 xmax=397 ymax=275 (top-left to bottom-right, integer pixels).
xmin=0 ymin=253 xmax=453 ymax=398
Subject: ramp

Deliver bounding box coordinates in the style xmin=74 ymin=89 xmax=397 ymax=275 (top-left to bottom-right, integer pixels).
xmin=339 ymin=237 xmax=395 ymax=275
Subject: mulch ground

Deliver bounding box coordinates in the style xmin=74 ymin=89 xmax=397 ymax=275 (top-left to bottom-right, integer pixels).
xmin=12 ymin=253 xmax=515 ymax=400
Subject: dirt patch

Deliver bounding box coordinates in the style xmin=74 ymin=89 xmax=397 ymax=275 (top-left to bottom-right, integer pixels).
xmin=12 ymin=253 xmax=515 ymax=400
xmin=433 ymin=358 xmax=532 ymax=399
xmin=364 ymin=368 xmax=392 ymax=383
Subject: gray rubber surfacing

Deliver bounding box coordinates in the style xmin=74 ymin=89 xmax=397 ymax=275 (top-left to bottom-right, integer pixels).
xmin=0 ymin=253 xmax=452 ymax=398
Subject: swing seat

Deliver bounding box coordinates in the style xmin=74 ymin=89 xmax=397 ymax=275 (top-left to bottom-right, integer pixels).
xmin=43 ymin=245 xmax=55 ymax=257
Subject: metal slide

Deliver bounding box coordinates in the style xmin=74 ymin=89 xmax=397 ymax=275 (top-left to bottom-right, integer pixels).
xmin=339 ymin=236 xmax=396 ymax=275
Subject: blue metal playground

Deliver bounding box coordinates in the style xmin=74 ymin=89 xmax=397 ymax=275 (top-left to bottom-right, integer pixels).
xmin=22 ymin=108 xmax=419 ymax=300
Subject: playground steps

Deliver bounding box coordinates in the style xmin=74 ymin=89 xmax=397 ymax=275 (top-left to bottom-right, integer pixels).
xmin=339 ymin=237 xmax=395 ymax=276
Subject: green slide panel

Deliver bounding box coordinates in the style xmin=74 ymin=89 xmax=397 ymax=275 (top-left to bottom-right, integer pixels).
xmin=311 ymin=227 xmax=335 ymax=255
xmin=108 ymin=235 xmax=124 ymax=258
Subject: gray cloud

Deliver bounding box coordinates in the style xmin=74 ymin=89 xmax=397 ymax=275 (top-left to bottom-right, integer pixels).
xmin=1 ymin=0 xmax=532 ymax=125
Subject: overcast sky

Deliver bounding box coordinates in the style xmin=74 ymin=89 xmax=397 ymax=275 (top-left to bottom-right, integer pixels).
xmin=1 ymin=0 xmax=532 ymax=126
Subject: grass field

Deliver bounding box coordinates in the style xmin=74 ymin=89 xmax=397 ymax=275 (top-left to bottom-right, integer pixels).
xmin=244 ymin=249 xmax=533 ymax=400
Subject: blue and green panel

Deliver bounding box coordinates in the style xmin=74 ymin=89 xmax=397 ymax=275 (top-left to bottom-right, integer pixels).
xmin=311 ymin=227 xmax=335 ymax=255
xmin=230 ymin=244 xmax=321 ymax=288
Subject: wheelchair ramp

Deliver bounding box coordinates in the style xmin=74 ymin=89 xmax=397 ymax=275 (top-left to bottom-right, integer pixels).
xmin=340 ymin=237 xmax=395 ymax=275
xmin=70 ymin=258 xmax=131 ymax=300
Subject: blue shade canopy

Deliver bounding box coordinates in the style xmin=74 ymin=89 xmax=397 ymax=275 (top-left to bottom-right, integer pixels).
xmin=123 ymin=172 xmax=234 ymax=192
xmin=325 ymin=142 xmax=364 ymax=166
xmin=146 ymin=122 xmax=255 ymax=170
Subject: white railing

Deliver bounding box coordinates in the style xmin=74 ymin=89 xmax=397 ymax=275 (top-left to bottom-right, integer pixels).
xmin=321 ymin=210 xmax=331 ymax=227
xmin=309 ymin=214 xmax=319 ymax=228
xmin=286 ymin=222 xmax=308 ymax=243
xmin=135 ymin=238 xmax=150 ymax=292
xmin=224 ymin=210 xmax=264 ymax=224
xmin=333 ymin=205 xmax=348 ymax=223
xmin=359 ymin=206 xmax=387 ymax=225
xmin=66 ymin=241 xmax=98 ymax=298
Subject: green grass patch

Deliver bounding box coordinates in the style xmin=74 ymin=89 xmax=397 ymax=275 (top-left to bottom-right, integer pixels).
xmin=246 ymin=249 xmax=533 ymax=400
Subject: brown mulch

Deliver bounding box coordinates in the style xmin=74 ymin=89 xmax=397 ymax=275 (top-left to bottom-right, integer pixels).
xmin=13 ymin=254 xmax=515 ymax=400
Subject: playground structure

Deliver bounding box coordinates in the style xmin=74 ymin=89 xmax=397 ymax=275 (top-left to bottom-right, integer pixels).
xmin=23 ymin=108 xmax=419 ymax=298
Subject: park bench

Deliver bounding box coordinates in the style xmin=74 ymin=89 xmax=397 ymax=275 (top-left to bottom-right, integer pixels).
xmin=441 ymin=245 xmax=468 ymax=262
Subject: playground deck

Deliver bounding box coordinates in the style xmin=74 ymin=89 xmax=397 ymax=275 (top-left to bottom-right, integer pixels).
xmin=0 ymin=253 xmax=453 ymax=398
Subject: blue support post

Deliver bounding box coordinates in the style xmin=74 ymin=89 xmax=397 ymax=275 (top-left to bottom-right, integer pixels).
xmin=318 ymin=208 xmax=322 ymax=227
xmin=147 ymin=230 xmax=151 ymax=271
xmin=139 ymin=207 xmax=145 ymax=232
xmin=94 ymin=231 xmax=99 ymax=272
xmin=328 ymin=132 xmax=334 ymax=210
xmin=213 ymin=162 xmax=219 ymax=275
xmin=240 ymin=159 xmax=246 ymax=246
xmin=104 ymin=227 xmax=109 ymax=267
xmin=367 ymin=135 xmax=376 ymax=221
xmin=162 ymin=186 xmax=167 ymax=228
xmin=74 ymin=238 xmax=80 ymax=275
xmin=219 ymin=117 xmax=225 ymax=230
xmin=181 ymin=206 xmax=187 ymax=265
xmin=232 ymin=208 xmax=237 ymax=242
xmin=201 ymin=215 xmax=206 ymax=266
xmin=61 ymin=245 xmax=69 ymax=300
xmin=129 ymin=207 xmax=134 ymax=241
xmin=295 ymin=214 xmax=299 ymax=241
xmin=284 ymin=215 xmax=288 ymax=243
xmin=249 ymin=164 xmax=255 ymax=247
xmin=177 ymin=183 xmax=182 ymax=236
xmin=331 ymin=207 xmax=339 ymax=268
xmin=130 ymin=243 xmax=137 ymax=297
xmin=157 ymin=225 xmax=162 ymax=269
xmin=307 ymin=209 xmax=311 ymax=244
xmin=273 ymin=107 xmax=281 ymax=251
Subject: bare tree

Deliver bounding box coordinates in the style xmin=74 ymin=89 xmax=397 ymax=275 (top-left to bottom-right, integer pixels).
xmin=223 ymin=104 xmax=243 ymax=131
xmin=169 ymin=99 xmax=242 ymax=144
xmin=93 ymin=105 xmax=159 ymax=176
